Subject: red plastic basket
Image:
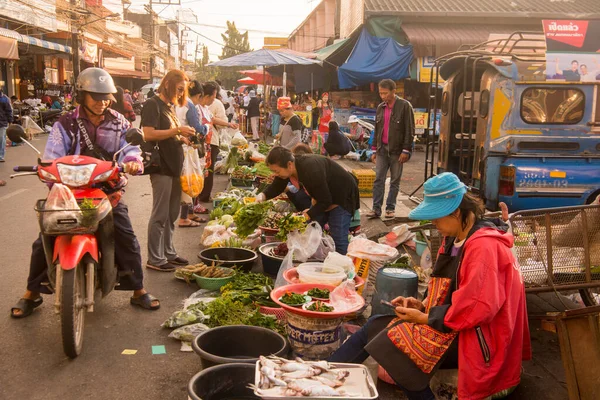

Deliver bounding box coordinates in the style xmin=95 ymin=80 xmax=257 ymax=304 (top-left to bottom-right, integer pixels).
xmin=259 ymin=305 xmax=287 ymax=321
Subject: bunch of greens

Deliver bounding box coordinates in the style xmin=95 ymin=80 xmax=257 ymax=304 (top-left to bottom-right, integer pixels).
xmin=233 ymin=202 xmax=273 ymax=238
xmin=306 ymin=301 xmax=334 ymax=312
xmin=279 ymin=292 xmax=308 ymax=306
xmin=253 ymin=162 xmax=273 ymax=178
xmin=275 ymin=213 xmax=307 ymax=241
xmin=79 ymin=198 xmax=97 ymax=227
xmin=220 ymin=271 xmax=275 ymax=306
xmin=225 ymin=147 xmax=240 ymax=171
xmin=307 ymin=288 xmax=330 ymax=299
xmin=258 ymin=142 xmax=271 ymax=155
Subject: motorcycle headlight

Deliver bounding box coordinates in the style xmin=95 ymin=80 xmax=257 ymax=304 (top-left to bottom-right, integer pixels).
xmin=39 ymin=169 xmax=58 ymax=182
xmin=57 ymin=164 xmax=96 ymax=186
xmin=93 ymin=169 xmax=115 ymax=183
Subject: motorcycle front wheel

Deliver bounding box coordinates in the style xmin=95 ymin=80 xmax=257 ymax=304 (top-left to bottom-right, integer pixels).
xmin=61 ymin=266 xmax=86 ymax=358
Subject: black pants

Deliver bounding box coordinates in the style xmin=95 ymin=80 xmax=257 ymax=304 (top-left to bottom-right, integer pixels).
xmin=199 ymin=144 xmax=219 ymax=202
xmin=27 ymin=201 xmax=144 ymax=293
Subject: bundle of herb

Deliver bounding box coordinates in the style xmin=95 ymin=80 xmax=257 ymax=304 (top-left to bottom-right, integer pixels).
xmin=233 ymin=202 xmax=273 ymax=238
xmin=275 ymin=214 xmax=307 ymax=241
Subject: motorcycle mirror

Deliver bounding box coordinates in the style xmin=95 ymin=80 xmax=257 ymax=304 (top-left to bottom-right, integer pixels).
xmin=125 ymin=128 xmax=144 ymax=146
xmin=7 ymin=124 xmax=26 ymax=143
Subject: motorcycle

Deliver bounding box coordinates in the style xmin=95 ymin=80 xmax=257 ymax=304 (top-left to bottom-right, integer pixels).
xmin=132 ymin=101 xmax=143 ymax=115
xmin=8 ymin=127 xmax=144 ymax=358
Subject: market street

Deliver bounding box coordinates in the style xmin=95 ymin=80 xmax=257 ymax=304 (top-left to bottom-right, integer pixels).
xmin=0 ymin=135 xmax=570 ymax=400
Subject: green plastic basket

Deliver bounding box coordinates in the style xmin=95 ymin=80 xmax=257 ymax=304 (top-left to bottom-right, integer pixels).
xmin=193 ymin=268 xmax=236 ymax=291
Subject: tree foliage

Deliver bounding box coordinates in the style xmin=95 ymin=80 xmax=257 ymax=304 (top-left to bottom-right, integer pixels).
xmin=194 ymin=45 xmax=215 ymax=83
xmin=218 ymin=21 xmax=252 ymax=90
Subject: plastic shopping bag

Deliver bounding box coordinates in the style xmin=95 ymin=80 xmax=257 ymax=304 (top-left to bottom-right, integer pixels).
xmin=231 ymin=130 xmax=248 ymax=146
xmin=275 ymin=222 xmax=329 ymax=287
xmin=180 ymin=144 xmax=204 ymax=197
xmin=43 ymin=183 xmax=82 ymax=232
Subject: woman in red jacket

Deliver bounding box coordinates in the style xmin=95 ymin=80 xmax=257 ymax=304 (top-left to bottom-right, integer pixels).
xmin=329 ymin=172 xmax=531 ymax=400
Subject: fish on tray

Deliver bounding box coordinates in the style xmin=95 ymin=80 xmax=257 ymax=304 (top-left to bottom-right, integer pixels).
xmin=254 ymin=356 xmax=356 ymax=397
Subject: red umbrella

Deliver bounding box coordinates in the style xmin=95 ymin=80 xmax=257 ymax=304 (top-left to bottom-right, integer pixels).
xmin=238 ymin=77 xmax=259 ymax=85
xmin=239 ymin=69 xmax=288 ymax=86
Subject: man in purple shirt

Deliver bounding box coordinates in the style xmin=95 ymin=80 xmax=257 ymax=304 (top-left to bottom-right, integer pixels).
xmin=368 ymin=79 xmax=415 ymax=219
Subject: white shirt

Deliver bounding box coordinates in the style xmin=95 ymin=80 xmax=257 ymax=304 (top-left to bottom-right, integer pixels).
xmin=243 ymin=95 xmax=250 ymax=107
xmin=199 ymin=104 xmax=219 ymax=147
xmin=580 ymin=71 xmax=599 ymax=82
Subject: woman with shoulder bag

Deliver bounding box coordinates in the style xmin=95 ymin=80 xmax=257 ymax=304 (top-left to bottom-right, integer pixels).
xmin=141 ymin=70 xmax=195 ymax=272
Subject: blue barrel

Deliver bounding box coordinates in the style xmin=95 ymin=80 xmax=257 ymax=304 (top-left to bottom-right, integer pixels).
xmin=371 ymin=267 xmax=419 ymax=316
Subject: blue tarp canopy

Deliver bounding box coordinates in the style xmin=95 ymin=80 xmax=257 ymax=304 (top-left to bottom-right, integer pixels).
xmin=338 ymin=28 xmax=413 ymax=89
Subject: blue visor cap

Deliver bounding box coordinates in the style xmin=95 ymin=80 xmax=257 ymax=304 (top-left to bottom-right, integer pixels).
xmin=408 ymin=172 xmax=467 ymax=220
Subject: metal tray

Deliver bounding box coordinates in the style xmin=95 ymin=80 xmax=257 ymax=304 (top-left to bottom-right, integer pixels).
xmin=253 ymin=361 xmax=378 ymax=400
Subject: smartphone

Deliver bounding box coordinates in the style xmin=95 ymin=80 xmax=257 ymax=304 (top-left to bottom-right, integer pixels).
xmin=380 ymin=300 xmax=397 ymax=310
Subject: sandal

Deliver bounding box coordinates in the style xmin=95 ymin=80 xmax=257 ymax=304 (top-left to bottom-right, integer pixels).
xmin=0 ymin=180 xmax=6 ymax=187
xmin=130 ymin=293 xmax=160 ymax=310
xmin=169 ymin=256 xmax=189 ymax=266
xmin=11 ymin=297 xmax=43 ymax=318
xmin=178 ymin=220 xmax=202 ymax=228
xmin=193 ymin=204 xmax=209 ymax=214
xmin=366 ymin=211 xmax=380 ymax=219
xmin=189 ymin=215 xmax=207 ymax=223
xmin=384 ymin=210 xmax=395 ymax=219
xmin=146 ymin=262 xmax=177 ymax=272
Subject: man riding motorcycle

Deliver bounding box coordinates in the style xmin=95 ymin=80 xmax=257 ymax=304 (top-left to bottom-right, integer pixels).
xmin=11 ymin=68 xmax=160 ymax=318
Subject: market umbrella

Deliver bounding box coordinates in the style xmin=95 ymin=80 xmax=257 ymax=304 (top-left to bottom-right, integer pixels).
xmin=207 ymin=49 xmax=320 ymax=96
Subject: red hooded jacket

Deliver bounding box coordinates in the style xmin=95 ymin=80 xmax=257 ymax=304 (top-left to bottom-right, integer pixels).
xmin=443 ymin=228 xmax=532 ymax=400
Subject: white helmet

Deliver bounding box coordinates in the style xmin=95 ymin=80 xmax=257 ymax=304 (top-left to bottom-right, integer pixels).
xmin=76 ymin=68 xmax=117 ymax=102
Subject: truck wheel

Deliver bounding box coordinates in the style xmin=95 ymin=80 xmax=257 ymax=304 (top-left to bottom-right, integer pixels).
xmin=61 ymin=266 xmax=86 ymax=358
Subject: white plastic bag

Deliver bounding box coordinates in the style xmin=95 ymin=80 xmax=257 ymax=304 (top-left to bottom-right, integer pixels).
xmin=43 ymin=183 xmax=82 ymax=232
xmin=180 ymin=144 xmax=204 ymax=197
xmin=200 ymin=224 xmax=226 ymax=245
xmin=323 ymin=252 xmax=356 ymax=279
xmin=378 ymin=224 xmax=415 ymax=248
xmin=330 ymin=280 xmax=363 ymax=312
xmin=183 ymin=288 xmax=220 ymax=309
xmin=231 ymin=130 xmax=248 ymax=146
xmin=275 ymin=222 xmax=327 ymax=287
xmin=168 ymin=322 xmax=210 ymax=343
xmin=345 ymin=152 xmax=360 ymax=161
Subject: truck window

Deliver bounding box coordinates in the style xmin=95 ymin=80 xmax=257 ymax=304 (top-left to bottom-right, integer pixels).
xmin=521 ymin=88 xmax=584 ymax=124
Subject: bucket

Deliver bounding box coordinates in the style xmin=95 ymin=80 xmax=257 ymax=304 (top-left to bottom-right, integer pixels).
xmin=188 ymin=363 xmax=259 ymax=400
xmin=297 ymin=263 xmax=346 ymax=286
xmin=415 ymin=239 xmax=428 ymax=257
xmin=192 ymin=325 xmax=289 ymax=369
xmin=285 ymin=310 xmax=344 ymax=360
xmin=258 ymin=242 xmax=284 ymax=276
xmin=371 ymin=268 xmax=419 ymax=316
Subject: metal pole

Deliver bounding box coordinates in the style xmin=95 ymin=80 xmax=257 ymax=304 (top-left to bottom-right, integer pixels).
xmin=148 ymin=2 xmax=154 ymax=83
xmin=263 ymin=67 xmax=267 ymax=140
xmin=283 ymin=65 xmax=287 ymax=97
xmin=71 ymin=0 xmax=81 ymax=80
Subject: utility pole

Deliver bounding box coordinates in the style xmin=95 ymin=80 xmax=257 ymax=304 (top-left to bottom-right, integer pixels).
xmin=71 ymin=0 xmax=82 ymax=80
xmin=145 ymin=2 xmax=154 ymax=83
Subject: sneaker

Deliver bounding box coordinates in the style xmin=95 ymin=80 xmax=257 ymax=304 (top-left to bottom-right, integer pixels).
xmin=146 ymin=262 xmax=177 ymax=272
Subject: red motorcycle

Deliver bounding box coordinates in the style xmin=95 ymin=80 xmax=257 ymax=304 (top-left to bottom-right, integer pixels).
xmin=8 ymin=127 xmax=143 ymax=358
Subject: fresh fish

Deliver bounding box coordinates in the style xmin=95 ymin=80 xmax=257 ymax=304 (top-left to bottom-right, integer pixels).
xmin=282 ymin=368 xmax=318 ymax=379
xmin=285 ymin=388 xmax=301 ymax=397
xmin=287 ymin=378 xmax=321 ymax=392
xmin=308 ymin=360 xmax=332 ymax=371
xmin=301 ymin=385 xmax=344 ymax=397
xmin=279 ymin=362 xmax=314 ymax=372
xmin=320 ymin=369 xmax=350 ymax=382
xmin=314 ymin=376 xmax=344 ymax=388
xmin=248 ymin=384 xmax=287 ymax=396
xmin=260 ymin=355 xmax=280 ymax=370
xmin=261 ymin=365 xmax=288 ymax=387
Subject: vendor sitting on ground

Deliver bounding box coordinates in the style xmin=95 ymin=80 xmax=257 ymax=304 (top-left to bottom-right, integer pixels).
xmin=328 ymin=172 xmax=531 ymax=400
xmin=256 ymin=146 xmax=359 ymax=255
xmin=323 ymin=121 xmax=351 ymax=158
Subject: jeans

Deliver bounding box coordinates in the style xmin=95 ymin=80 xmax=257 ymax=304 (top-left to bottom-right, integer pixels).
xmin=286 ymin=188 xmax=312 ymax=212
xmin=27 ymin=201 xmax=144 ymax=293
xmin=148 ymin=174 xmax=182 ymax=266
xmin=271 ymin=114 xmax=281 ymax=137
xmin=328 ymin=317 xmax=436 ymax=400
xmin=0 ymin=126 xmax=6 ymax=160
xmin=372 ymin=145 xmax=404 ymax=214
xmin=323 ymin=206 xmax=352 ymax=255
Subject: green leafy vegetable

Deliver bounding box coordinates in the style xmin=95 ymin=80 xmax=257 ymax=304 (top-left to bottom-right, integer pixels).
xmin=233 ymin=202 xmax=273 ymax=238
xmin=307 ymin=288 xmax=330 ymax=299
xmin=306 ymin=301 xmax=334 ymax=312
xmin=275 ymin=213 xmax=307 ymax=241
xmin=279 ymin=292 xmax=308 ymax=306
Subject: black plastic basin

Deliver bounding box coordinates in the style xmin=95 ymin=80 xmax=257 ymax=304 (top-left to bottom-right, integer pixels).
xmin=188 ymin=363 xmax=258 ymax=400
xmin=192 ymin=325 xmax=289 ymax=369
xmin=258 ymin=242 xmax=285 ymax=276
xmin=198 ymin=247 xmax=258 ymax=272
